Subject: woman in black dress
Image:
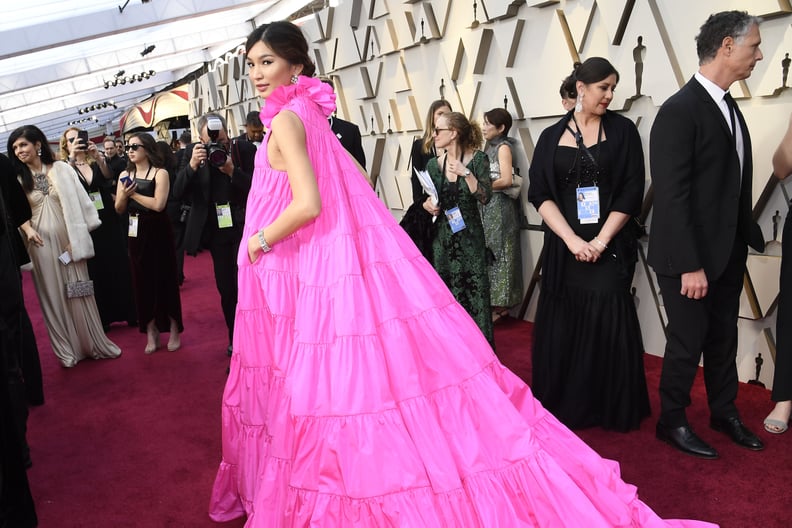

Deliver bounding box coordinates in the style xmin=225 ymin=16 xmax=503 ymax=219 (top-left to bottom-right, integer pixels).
xmin=399 ymin=99 xmax=452 ymax=262
xmin=527 ymin=58 xmax=649 ymax=431
xmin=765 ymin=114 xmax=792 ymax=434
xmin=115 ymin=133 xmax=183 ymax=354
xmin=60 ymin=127 xmax=136 ymax=329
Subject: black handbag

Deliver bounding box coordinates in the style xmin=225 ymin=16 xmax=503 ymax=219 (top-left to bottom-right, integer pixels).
xmin=399 ymin=202 xmax=435 ymax=264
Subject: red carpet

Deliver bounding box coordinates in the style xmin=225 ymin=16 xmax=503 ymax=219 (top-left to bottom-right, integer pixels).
xmin=22 ymin=252 xmax=788 ymax=527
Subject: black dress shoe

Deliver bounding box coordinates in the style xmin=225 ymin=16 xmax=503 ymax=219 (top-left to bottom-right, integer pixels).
xmin=710 ymin=416 xmax=764 ymax=451
xmin=656 ymin=423 xmax=719 ymax=459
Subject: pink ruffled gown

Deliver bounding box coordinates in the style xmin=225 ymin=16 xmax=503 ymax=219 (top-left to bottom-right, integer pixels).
xmin=209 ymin=76 xmax=715 ymax=528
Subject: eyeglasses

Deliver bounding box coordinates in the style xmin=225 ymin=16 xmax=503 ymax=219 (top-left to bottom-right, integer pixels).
xmin=433 ymin=128 xmax=450 ymax=135
xmin=125 ymin=144 xmax=143 ymax=151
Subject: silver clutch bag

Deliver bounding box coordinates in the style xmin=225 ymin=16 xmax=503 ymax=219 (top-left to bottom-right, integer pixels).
xmin=65 ymin=280 xmax=94 ymax=298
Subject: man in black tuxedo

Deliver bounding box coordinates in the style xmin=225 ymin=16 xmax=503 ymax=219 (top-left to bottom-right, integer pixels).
xmin=320 ymin=78 xmax=366 ymax=170
xmin=329 ymin=115 xmax=366 ymax=170
xmin=234 ymin=111 xmax=264 ymax=149
xmin=103 ymin=136 xmax=127 ymax=182
xmin=649 ymin=11 xmax=765 ymax=459
xmin=0 ymin=153 xmax=37 ymax=526
xmin=173 ymin=114 xmax=255 ymax=355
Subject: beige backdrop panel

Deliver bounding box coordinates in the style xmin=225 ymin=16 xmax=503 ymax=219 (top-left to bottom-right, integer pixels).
xmin=189 ymin=0 xmax=792 ymax=388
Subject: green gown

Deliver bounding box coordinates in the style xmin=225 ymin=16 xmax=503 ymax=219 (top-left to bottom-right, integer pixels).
xmin=428 ymin=150 xmax=494 ymax=347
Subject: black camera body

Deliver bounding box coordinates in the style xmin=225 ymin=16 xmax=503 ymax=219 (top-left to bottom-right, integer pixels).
xmin=204 ymin=116 xmax=228 ymax=168
xmin=179 ymin=204 xmax=191 ymax=223
xmin=205 ymin=142 xmax=228 ymax=168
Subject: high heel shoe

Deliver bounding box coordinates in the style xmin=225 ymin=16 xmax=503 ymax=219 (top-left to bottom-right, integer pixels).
xmin=145 ymin=328 xmax=160 ymax=354
xmin=167 ymin=331 xmax=181 ymax=352
xmin=492 ymin=308 xmax=510 ymax=323
xmin=763 ymin=401 xmax=791 ymax=434
xmin=764 ymin=418 xmax=789 ymax=434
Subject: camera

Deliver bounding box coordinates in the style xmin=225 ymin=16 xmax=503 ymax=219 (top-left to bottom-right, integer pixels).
xmin=179 ymin=204 xmax=191 ymax=223
xmin=204 ymin=116 xmax=228 ymax=168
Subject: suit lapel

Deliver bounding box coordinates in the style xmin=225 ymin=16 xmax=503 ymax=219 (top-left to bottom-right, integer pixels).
xmin=688 ymin=77 xmax=749 ymax=182
xmin=688 ymin=78 xmax=733 ymax=143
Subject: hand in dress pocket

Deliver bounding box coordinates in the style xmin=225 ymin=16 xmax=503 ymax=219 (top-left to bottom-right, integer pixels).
xmin=247 ymin=234 xmax=261 ymax=264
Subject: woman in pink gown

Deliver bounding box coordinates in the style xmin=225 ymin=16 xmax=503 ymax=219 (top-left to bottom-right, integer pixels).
xmin=210 ymin=21 xmax=715 ymax=527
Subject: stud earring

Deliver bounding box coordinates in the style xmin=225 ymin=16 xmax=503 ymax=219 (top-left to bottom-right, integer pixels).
xmin=290 ymin=74 xmax=299 ymax=84
xmin=575 ymin=93 xmax=583 ymax=113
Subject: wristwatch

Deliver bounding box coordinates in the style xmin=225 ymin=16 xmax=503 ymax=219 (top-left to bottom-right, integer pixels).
xmin=257 ymin=230 xmax=272 ymax=253
xmin=464 ymin=169 xmax=471 ymax=176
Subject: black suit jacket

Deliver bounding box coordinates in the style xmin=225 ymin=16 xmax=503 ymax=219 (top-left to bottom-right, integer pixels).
xmin=330 ymin=117 xmax=366 ymax=169
xmin=106 ymin=154 xmax=127 ymax=181
xmin=648 ymin=76 xmax=764 ymax=280
xmin=172 ymin=143 xmax=253 ymax=255
xmin=0 ymin=154 xmax=32 ymax=267
xmin=229 ymin=136 xmax=257 ymax=178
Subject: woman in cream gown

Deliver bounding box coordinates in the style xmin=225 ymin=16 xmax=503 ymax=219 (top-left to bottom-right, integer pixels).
xmin=8 ymin=125 xmax=120 ymax=368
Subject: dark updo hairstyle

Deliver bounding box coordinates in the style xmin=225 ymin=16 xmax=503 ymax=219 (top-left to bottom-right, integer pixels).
xmin=572 ymin=57 xmax=620 ymax=86
xmin=483 ymin=108 xmax=513 ymax=137
xmin=246 ymin=21 xmax=316 ymax=78
xmin=559 ymin=62 xmax=581 ymax=99
xmin=7 ymin=125 xmax=56 ymax=192
xmin=124 ymin=132 xmax=164 ymax=173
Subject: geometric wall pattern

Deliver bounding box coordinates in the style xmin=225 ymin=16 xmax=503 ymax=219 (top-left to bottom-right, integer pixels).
xmin=190 ymin=0 xmax=792 ymax=388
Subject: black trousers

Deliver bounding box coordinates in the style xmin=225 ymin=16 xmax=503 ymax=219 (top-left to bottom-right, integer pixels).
xmin=0 ymin=237 xmax=37 ymax=527
xmin=773 ymin=211 xmax=792 ymax=401
xmin=656 ymin=239 xmax=747 ymax=428
xmin=205 ymin=227 xmax=242 ymax=345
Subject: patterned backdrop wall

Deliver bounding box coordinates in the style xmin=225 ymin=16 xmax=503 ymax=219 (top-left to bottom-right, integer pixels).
xmin=188 ymin=0 xmax=792 ymax=389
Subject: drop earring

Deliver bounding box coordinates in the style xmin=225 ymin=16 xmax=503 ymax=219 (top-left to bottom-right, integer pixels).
xmin=290 ymin=74 xmax=299 ymax=84
xmin=37 ymin=148 xmax=42 ymax=156
xmin=575 ymin=93 xmax=583 ymax=113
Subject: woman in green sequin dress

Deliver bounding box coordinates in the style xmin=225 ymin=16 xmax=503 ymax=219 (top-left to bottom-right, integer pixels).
xmin=481 ymin=108 xmax=523 ymax=321
xmin=424 ymin=112 xmax=494 ymax=347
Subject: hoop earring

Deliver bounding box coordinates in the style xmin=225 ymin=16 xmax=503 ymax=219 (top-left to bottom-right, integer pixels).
xmin=574 ymin=93 xmax=583 ymax=113
xmin=290 ymin=75 xmax=299 ymax=84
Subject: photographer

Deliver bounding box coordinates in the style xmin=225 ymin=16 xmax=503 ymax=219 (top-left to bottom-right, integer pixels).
xmin=173 ymin=114 xmax=254 ymax=355
xmin=103 ymin=136 xmax=127 ymax=182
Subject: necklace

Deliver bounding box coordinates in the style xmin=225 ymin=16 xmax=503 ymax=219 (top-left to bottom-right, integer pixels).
xmin=74 ymin=161 xmax=88 ymax=167
xmin=32 ymin=164 xmax=50 ymax=194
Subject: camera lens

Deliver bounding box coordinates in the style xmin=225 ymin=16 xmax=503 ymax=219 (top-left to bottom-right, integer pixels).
xmin=207 ymin=145 xmax=228 ymax=167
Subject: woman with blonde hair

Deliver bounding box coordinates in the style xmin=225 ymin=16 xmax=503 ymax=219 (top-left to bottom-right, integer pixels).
xmin=399 ymin=99 xmax=453 ymax=262
xmin=60 ymin=127 xmax=136 ymax=329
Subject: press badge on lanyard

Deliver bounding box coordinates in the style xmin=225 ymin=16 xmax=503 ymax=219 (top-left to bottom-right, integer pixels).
xmin=128 ymin=214 xmax=139 ymax=237
xmin=89 ymin=191 xmax=104 ymax=210
xmin=216 ymin=203 xmax=233 ymax=229
xmin=576 ymin=186 xmax=600 ymax=224
xmin=445 ymin=206 xmax=466 ymax=233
